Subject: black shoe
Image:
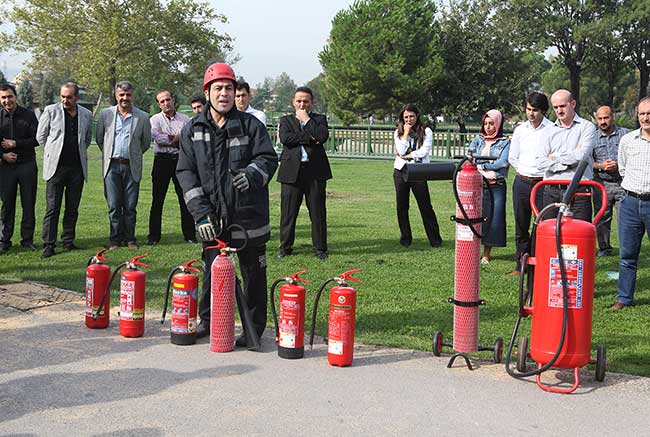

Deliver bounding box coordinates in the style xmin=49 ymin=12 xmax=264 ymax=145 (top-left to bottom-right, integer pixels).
xmin=316 ymin=251 xmax=328 ymax=260
xmin=196 ymin=321 xmax=210 ymax=339
xmin=235 ymin=333 xmax=247 ymax=347
xmin=0 ymin=244 xmax=10 ymax=254
xmin=145 ymin=239 xmax=158 ymax=246
xmin=400 ymin=239 xmax=412 ymax=247
xmin=41 ymin=246 xmax=55 ymax=259
xmin=63 ymin=243 xmax=80 ymax=251
xmin=430 ymin=238 xmax=442 ymax=248
xmin=21 ymin=242 xmax=37 ymax=251
xmin=277 ymin=250 xmax=291 ymax=259
xmin=597 ymin=249 xmax=612 ymax=257
xmin=185 ymin=239 xmax=197 ymax=244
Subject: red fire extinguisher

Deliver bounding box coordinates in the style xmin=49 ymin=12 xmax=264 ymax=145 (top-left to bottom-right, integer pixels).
xmin=161 ymin=259 xmax=201 ymax=345
xmin=505 ymin=161 xmax=608 ymax=394
xmin=94 ymin=254 xmax=149 ymax=338
xmin=270 ymin=271 xmax=309 ymax=359
xmin=309 ymin=269 xmax=362 ymax=367
xmin=85 ymin=248 xmax=111 ymax=329
xmin=205 ymin=239 xmax=238 ymax=353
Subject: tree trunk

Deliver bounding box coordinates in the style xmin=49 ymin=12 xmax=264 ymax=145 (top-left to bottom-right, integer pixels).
xmin=639 ymin=65 xmax=649 ymax=101
xmin=568 ymin=63 xmax=582 ymax=111
xmin=108 ymin=61 xmax=117 ymax=106
xmin=456 ymin=115 xmax=467 ymax=133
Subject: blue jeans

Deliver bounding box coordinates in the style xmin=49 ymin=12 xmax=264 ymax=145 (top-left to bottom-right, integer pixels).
xmin=616 ymin=194 xmax=650 ymax=305
xmin=104 ymin=161 xmax=140 ymax=244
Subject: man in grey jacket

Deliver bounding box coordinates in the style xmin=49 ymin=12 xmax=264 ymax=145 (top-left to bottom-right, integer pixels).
xmin=96 ymin=81 xmax=151 ymax=249
xmin=37 ymin=82 xmax=93 ymax=258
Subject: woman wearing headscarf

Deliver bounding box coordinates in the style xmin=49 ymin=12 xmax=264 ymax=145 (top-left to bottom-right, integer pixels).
xmin=468 ymin=109 xmax=510 ymax=264
xmin=393 ymin=103 xmax=442 ymax=248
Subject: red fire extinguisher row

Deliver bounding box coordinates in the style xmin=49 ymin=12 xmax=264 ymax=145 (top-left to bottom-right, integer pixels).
xmin=85 ymin=249 xmax=111 ymax=329
xmin=309 ymin=269 xmax=362 ymax=367
xmin=161 ymin=259 xmax=201 ymax=345
xmin=93 ymin=254 xmax=150 ymax=338
xmin=270 ymin=271 xmax=309 ymax=359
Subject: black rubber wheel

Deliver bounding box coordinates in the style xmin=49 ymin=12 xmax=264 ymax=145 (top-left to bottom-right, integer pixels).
xmin=517 ymin=337 xmax=528 ymax=372
xmin=432 ymin=331 xmax=443 ymax=356
xmin=595 ymin=344 xmax=606 ymax=382
xmin=494 ymin=337 xmax=504 ymax=363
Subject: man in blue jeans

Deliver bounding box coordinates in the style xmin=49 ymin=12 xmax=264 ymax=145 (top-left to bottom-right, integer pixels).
xmin=612 ymin=97 xmax=650 ymax=310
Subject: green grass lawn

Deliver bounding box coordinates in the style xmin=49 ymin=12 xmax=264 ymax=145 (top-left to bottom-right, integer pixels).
xmin=2 ymin=148 xmax=649 ymax=376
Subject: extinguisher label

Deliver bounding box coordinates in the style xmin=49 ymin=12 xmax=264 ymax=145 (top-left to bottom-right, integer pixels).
xmin=548 ymin=258 xmax=584 ymax=309
xmin=120 ymin=279 xmax=143 ymax=320
xmin=279 ymin=300 xmax=300 ymax=348
xmin=85 ymin=277 xmax=94 ymax=316
xmin=328 ymin=339 xmax=344 ymax=355
xmin=456 ymin=225 xmax=475 ymax=241
xmin=171 ymin=288 xmax=193 ymax=334
xmin=279 ymin=332 xmax=296 ymax=347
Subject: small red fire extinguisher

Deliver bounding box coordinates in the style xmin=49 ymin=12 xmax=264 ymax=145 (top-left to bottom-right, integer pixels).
xmin=85 ymin=248 xmax=111 ymax=329
xmin=270 ymin=271 xmax=309 ymax=359
xmin=161 ymin=259 xmax=201 ymax=345
xmin=94 ymin=254 xmax=149 ymax=338
xmin=309 ymin=269 xmax=362 ymax=367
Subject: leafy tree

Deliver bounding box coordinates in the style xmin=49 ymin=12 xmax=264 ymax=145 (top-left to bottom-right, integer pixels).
xmin=17 ymin=79 xmax=34 ymax=109
xmin=618 ymin=0 xmax=650 ymax=100
xmin=498 ymin=0 xmax=607 ymax=109
xmin=319 ymin=0 xmax=444 ymax=125
xmin=250 ymin=73 xmax=297 ymax=115
xmin=438 ymin=0 xmax=550 ymax=130
xmin=7 ymin=0 xmax=233 ymax=104
xmin=306 ymin=73 xmax=327 ymax=114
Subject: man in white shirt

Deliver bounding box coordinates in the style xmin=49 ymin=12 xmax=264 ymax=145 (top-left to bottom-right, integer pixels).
xmin=235 ymin=80 xmax=267 ymax=126
xmin=611 ymin=97 xmax=650 ymax=310
xmin=508 ymin=92 xmax=553 ymax=274
xmin=536 ymin=89 xmax=597 ymax=222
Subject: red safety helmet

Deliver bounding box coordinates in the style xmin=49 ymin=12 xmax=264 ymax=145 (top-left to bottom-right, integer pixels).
xmin=203 ymin=63 xmax=236 ymax=92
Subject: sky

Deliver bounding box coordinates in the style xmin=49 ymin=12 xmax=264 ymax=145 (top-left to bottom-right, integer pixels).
xmin=0 ymin=0 xmax=355 ymax=87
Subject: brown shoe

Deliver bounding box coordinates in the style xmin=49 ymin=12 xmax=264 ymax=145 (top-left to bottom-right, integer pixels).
xmin=107 ymin=243 xmax=121 ymax=250
xmin=127 ymin=242 xmax=138 ymax=250
xmin=508 ymin=270 xmax=521 ymax=276
xmin=610 ymin=302 xmax=626 ymax=310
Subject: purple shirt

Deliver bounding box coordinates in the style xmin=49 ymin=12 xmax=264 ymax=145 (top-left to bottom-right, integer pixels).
xmin=150 ymin=111 xmax=190 ymax=154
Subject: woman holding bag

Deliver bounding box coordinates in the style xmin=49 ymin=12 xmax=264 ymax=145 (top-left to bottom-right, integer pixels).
xmin=393 ymin=103 xmax=442 ymax=248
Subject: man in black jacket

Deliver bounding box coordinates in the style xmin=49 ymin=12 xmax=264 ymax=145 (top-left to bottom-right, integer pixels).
xmin=277 ymin=86 xmax=331 ymax=260
xmin=176 ymin=63 xmax=277 ymax=346
xmin=0 ymin=84 xmax=39 ymax=253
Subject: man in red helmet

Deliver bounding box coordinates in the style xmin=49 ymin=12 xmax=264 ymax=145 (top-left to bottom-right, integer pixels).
xmin=177 ymin=63 xmax=278 ymax=348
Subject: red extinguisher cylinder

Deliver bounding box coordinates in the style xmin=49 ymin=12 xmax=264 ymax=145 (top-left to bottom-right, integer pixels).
xmin=327 ymin=285 xmax=357 ymax=367
xmin=528 ymin=216 xmax=596 ymax=368
xmin=120 ymin=268 xmax=146 ymax=338
xmin=210 ymin=252 xmax=236 ymax=352
xmin=170 ymin=272 xmax=199 ymax=345
xmin=85 ymin=262 xmax=111 ymax=329
xmin=277 ymin=282 xmax=306 ymax=359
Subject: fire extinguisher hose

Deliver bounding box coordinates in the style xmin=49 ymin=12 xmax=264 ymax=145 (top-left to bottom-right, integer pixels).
xmin=92 ymin=262 xmax=128 ymax=321
xmin=308 ymin=278 xmax=337 ymax=349
xmin=269 ymin=277 xmax=287 ymax=343
xmin=160 ymin=266 xmax=183 ymax=325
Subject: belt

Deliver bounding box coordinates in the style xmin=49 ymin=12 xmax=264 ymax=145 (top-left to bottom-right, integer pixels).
xmin=485 ymin=178 xmax=505 ymax=185
xmin=155 ymin=153 xmax=179 ymax=160
xmin=110 ymin=158 xmax=129 ymax=164
xmin=516 ymin=173 xmax=543 ymax=182
xmin=625 ymin=190 xmax=650 ymax=201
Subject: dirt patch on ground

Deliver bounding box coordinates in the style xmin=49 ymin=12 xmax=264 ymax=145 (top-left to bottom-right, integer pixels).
xmin=0 ymin=282 xmax=82 ymax=311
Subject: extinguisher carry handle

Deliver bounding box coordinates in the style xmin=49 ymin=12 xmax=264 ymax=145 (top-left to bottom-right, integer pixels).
xmin=289 ymin=270 xmax=309 ymax=284
xmin=182 ymin=259 xmax=201 ymax=273
xmin=129 ymin=254 xmax=150 ymax=268
xmin=338 ymin=269 xmax=362 ymax=284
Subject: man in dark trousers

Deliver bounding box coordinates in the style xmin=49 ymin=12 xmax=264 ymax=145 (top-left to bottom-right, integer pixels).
xmin=0 ymin=83 xmax=39 ymax=253
xmin=37 ymin=82 xmax=93 ymax=258
xmin=277 ymin=86 xmax=331 ymax=260
xmin=177 ymin=62 xmax=277 ymax=346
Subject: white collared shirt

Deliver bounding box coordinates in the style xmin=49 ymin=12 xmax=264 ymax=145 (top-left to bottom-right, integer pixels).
xmin=509 ymin=117 xmax=552 ymax=178
xmin=619 ymin=128 xmax=650 ymax=194
xmin=393 ymin=127 xmax=432 ymax=170
xmin=245 ymin=105 xmax=267 ymax=126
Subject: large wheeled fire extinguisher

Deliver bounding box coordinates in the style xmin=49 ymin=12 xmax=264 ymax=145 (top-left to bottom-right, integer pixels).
xmin=85 ymin=249 xmax=111 ymax=329
xmin=422 ymin=151 xmax=503 ymax=369
xmin=309 ymin=269 xmax=362 ymax=367
xmin=94 ymin=254 xmax=149 ymax=338
xmin=161 ymin=259 xmax=201 ymax=345
xmin=504 ymin=160 xmax=608 ymax=394
xmin=270 ymin=271 xmax=309 ymax=359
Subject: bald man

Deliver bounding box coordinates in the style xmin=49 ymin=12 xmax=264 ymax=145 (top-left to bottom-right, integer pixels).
xmin=592 ymin=105 xmax=628 ymax=257
xmin=536 ymin=89 xmax=597 ymax=221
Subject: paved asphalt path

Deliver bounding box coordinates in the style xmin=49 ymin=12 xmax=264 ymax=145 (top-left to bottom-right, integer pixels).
xmin=1 ymin=299 xmax=649 ymax=436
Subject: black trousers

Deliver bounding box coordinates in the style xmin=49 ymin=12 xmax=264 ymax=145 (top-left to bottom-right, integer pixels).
xmin=542 ymin=184 xmax=592 ymax=222
xmin=42 ymin=165 xmax=84 ymax=248
xmin=148 ymin=154 xmax=195 ymax=242
xmin=512 ymin=175 xmax=544 ymax=269
xmin=0 ymin=159 xmax=37 ymax=246
xmin=199 ymin=243 xmax=268 ymax=336
xmin=279 ymin=165 xmax=327 ymax=253
xmin=393 ymin=169 xmax=441 ymax=246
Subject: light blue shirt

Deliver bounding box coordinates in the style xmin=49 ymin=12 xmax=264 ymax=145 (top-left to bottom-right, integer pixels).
xmin=112 ymin=112 xmax=132 ymax=159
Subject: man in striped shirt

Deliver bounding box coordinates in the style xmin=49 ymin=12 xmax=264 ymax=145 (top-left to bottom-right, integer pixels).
xmin=612 ymin=97 xmax=650 ymax=310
